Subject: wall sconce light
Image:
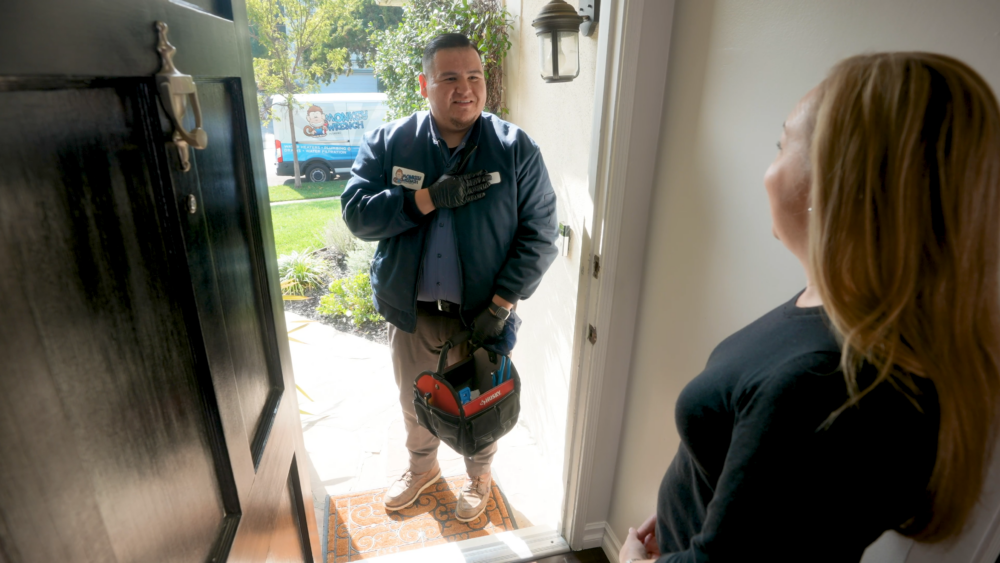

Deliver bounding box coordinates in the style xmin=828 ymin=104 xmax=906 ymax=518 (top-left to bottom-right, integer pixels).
xmin=531 ymin=0 xmax=600 ymax=83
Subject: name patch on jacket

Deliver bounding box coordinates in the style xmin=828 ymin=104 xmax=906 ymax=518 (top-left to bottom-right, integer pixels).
xmin=391 ymin=166 xmax=425 ymax=190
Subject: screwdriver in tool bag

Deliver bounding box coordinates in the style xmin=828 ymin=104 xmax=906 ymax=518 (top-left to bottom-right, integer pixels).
xmin=494 ymin=356 xmax=510 ymax=386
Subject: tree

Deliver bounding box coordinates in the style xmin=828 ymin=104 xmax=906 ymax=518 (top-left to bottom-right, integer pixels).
xmin=304 ymin=0 xmax=404 ymax=84
xmin=370 ymin=0 xmax=512 ymax=121
xmin=249 ymin=0 xmax=358 ymax=187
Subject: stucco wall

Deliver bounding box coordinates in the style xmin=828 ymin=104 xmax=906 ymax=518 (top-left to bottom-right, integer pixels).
xmin=607 ymin=0 xmax=1000 ymax=557
xmin=504 ymin=0 xmax=600 ymax=524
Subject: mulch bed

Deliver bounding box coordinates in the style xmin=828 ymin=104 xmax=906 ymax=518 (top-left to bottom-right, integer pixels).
xmin=282 ymin=247 xmax=388 ymax=345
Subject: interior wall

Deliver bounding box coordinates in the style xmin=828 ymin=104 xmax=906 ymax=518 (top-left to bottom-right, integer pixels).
xmin=607 ymin=0 xmax=1000 ymax=553
xmin=504 ymin=0 xmax=600 ymax=524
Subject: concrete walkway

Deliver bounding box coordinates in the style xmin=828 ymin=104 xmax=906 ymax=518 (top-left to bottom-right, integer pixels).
xmin=285 ymin=312 xmax=561 ymax=536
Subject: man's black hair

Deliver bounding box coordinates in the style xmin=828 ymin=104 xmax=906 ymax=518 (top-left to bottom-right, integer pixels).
xmin=422 ymin=33 xmax=481 ymax=74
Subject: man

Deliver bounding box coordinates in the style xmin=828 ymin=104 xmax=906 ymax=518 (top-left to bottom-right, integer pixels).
xmin=341 ymin=33 xmax=558 ymax=522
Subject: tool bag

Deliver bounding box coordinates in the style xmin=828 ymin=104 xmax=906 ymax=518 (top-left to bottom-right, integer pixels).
xmin=412 ymin=331 xmax=521 ymax=457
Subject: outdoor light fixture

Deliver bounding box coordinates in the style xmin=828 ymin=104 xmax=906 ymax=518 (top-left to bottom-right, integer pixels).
xmin=531 ymin=0 xmax=599 ymax=83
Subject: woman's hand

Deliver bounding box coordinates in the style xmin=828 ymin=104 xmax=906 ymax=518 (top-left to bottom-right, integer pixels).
xmin=636 ymin=512 xmax=660 ymax=557
xmin=619 ymin=527 xmax=651 ymax=563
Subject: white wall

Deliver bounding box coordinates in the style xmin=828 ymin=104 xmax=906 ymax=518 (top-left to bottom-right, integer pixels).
xmin=606 ymin=0 xmax=1000 ymax=557
xmin=503 ymin=0 xmax=601 ymax=525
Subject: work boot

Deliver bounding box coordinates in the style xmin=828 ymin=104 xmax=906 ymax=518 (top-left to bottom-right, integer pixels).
xmin=455 ymin=472 xmax=492 ymax=522
xmin=384 ymin=463 xmax=442 ymax=511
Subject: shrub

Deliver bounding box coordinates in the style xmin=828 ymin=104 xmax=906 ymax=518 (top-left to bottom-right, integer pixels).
xmin=317 ymin=271 xmax=383 ymax=327
xmin=278 ymin=250 xmax=326 ymax=295
xmin=324 ymin=216 xmax=360 ymax=255
xmin=346 ymin=241 xmax=377 ymax=276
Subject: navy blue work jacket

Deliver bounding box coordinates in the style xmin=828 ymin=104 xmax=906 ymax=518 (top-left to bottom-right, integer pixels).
xmin=341 ymin=111 xmax=559 ymax=333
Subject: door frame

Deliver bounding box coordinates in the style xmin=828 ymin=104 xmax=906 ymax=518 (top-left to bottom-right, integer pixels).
xmin=560 ymin=0 xmax=677 ymax=551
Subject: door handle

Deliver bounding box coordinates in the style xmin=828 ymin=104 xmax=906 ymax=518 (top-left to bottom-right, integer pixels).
xmin=155 ymin=21 xmax=208 ymax=172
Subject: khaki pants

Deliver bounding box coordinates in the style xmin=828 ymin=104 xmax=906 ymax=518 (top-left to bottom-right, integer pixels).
xmin=388 ymin=309 xmax=498 ymax=477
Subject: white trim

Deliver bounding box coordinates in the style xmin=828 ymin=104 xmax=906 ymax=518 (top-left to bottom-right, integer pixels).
xmin=561 ymin=0 xmax=677 ymax=550
xmin=601 ymin=522 xmax=624 ymax=563
xmin=577 ymin=521 xmax=623 ymax=563
xmin=357 ymin=525 xmax=569 ymax=563
xmin=582 ymin=521 xmax=607 ymax=549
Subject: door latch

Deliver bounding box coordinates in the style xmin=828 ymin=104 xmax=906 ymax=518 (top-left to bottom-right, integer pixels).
xmin=155 ymin=21 xmax=208 ymax=172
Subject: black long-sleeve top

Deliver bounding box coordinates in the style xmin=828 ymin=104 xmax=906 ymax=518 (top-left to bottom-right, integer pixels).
xmin=656 ymin=292 xmax=939 ymax=562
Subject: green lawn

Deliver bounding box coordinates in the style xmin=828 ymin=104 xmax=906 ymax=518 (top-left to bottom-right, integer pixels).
xmin=269 ymin=179 xmax=347 ymax=202
xmin=270 ymin=199 xmax=341 ymax=257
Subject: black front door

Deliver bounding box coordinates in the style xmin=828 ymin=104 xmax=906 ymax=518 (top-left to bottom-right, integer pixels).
xmin=0 ymin=1 xmax=318 ymax=561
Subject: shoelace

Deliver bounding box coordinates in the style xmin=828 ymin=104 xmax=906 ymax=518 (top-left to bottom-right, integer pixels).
xmin=463 ymin=475 xmax=489 ymax=496
xmin=396 ymin=469 xmax=435 ymax=488
xmin=394 ymin=470 xmax=421 ymax=489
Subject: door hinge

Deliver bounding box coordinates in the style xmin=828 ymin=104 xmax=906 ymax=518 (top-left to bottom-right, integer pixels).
xmin=588 ymin=324 xmax=597 ymax=345
xmin=592 ymin=254 xmax=600 ymax=279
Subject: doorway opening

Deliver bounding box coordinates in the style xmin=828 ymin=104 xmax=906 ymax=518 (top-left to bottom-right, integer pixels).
xmin=256 ymin=53 xmax=573 ymax=563
xmin=247 ymin=0 xmax=604 ymax=559
xmin=258 ymin=62 xmax=575 ymax=563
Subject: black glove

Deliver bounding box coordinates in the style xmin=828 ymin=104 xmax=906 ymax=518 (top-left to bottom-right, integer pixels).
xmin=471 ymin=303 xmax=509 ymax=346
xmin=427 ymin=170 xmax=492 ymax=209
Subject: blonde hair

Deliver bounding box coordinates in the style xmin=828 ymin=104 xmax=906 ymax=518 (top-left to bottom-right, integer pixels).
xmin=809 ymin=52 xmax=1000 ymax=542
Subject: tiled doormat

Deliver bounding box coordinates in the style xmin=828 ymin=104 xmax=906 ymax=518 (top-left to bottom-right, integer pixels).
xmin=328 ymin=475 xmax=518 ymax=562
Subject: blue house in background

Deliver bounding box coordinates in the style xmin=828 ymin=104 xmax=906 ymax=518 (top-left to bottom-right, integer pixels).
xmin=319 ymin=66 xmax=380 ymax=94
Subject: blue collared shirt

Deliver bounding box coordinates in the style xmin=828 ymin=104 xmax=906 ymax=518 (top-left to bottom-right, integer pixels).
xmin=416 ymin=117 xmax=473 ymax=304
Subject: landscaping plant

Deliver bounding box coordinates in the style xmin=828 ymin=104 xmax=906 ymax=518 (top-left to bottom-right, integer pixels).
xmin=317 ymin=271 xmax=382 ymax=327
xmin=346 ymin=241 xmax=377 ymax=275
xmin=323 ymin=216 xmax=361 ymax=255
xmin=278 ymin=249 xmax=326 ymax=295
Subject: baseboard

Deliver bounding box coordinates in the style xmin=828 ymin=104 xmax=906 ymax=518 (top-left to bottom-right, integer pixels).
xmin=583 ymin=522 xmax=607 ymax=549
xmin=579 ymin=520 xmax=622 ymax=562
xmin=601 ymin=523 xmax=622 ymax=563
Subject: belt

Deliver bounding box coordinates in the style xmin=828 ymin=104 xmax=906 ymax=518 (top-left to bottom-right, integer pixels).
xmin=417 ymin=300 xmax=461 ymax=318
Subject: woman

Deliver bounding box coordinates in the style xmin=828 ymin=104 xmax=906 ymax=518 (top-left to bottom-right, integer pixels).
xmin=620 ymin=53 xmax=1000 ymax=563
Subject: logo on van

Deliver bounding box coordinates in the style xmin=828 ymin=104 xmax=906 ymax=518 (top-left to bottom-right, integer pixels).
xmin=303 ymin=108 xmax=371 ymax=137
xmin=304 ymin=105 xmax=329 ymax=137
xmin=391 ymin=166 xmax=425 ymax=190
xmin=479 ymin=390 xmax=502 ymax=407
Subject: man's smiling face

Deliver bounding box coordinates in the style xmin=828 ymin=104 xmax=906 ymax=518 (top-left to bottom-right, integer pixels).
xmin=419 ymin=46 xmax=486 ymax=136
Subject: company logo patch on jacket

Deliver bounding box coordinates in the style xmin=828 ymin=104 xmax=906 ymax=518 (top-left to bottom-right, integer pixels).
xmin=391 ymin=166 xmax=425 ymax=190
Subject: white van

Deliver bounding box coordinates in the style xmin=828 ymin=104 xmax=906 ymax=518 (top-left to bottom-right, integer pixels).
xmin=272 ymin=93 xmax=388 ymax=182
